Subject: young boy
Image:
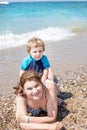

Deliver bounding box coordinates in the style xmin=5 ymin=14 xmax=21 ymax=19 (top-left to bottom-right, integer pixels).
xmin=20 ymin=37 xmax=59 ymax=95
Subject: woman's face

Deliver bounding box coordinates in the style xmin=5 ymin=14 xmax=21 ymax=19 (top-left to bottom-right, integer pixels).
xmin=24 ymin=80 xmax=43 ymax=100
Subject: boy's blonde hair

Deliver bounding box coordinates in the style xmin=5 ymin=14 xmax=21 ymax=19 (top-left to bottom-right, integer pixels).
xmin=27 ymin=37 xmax=45 ymax=53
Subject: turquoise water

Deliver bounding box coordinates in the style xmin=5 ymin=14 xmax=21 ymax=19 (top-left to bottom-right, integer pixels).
xmin=0 ymin=1 xmax=87 ymax=49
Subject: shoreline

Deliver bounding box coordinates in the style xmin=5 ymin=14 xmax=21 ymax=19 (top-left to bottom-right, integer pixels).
xmin=0 ymin=32 xmax=87 ymax=96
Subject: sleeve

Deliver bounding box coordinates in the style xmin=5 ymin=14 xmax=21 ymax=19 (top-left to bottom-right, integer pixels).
xmin=41 ymin=55 xmax=50 ymax=69
xmin=20 ymin=56 xmax=31 ymax=70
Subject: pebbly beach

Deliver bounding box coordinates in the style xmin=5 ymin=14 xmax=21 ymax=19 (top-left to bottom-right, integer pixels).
xmin=0 ymin=32 xmax=87 ymax=130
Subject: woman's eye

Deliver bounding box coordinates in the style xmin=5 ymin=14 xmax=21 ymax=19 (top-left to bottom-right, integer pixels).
xmin=35 ymin=85 xmax=39 ymax=88
xmin=27 ymin=88 xmax=32 ymax=90
xmin=34 ymin=83 xmax=39 ymax=88
xmin=35 ymin=83 xmax=41 ymax=88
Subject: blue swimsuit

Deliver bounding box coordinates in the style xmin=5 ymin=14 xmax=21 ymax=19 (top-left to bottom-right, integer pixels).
xmin=20 ymin=55 xmax=50 ymax=73
xmin=27 ymin=107 xmax=47 ymax=116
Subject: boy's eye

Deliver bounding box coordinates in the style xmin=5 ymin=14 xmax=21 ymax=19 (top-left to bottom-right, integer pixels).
xmin=39 ymin=51 xmax=42 ymax=53
xmin=33 ymin=51 xmax=37 ymax=53
xmin=33 ymin=51 xmax=42 ymax=53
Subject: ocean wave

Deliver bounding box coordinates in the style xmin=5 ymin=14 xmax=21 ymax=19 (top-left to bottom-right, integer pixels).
xmin=0 ymin=27 xmax=75 ymax=50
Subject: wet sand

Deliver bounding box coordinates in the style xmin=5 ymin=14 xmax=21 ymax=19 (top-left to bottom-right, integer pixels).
xmin=0 ymin=32 xmax=87 ymax=96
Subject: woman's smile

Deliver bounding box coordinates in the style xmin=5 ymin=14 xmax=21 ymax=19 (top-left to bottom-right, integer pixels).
xmin=32 ymin=89 xmax=40 ymax=97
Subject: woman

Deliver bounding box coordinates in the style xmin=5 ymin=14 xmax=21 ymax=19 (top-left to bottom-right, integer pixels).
xmin=15 ymin=70 xmax=62 ymax=130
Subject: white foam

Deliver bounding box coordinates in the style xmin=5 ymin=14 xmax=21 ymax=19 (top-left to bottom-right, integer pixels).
xmin=0 ymin=27 xmax=76 ymax=50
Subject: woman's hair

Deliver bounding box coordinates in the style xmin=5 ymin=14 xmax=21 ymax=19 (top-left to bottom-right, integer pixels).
xmin=27 ymin=37 xmax=45 ymax=53
xmin=14 ymin=70 xmax=43 ymax=96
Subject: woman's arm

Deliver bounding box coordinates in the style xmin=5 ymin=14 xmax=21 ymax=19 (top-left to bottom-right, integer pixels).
xmin=20 ymin=122 xmax=62 ymax=130
xmin=16 ymin=96 xmax=27 ymax=123
xmin=16 ymin=96 xmax=58 ymax=124
xmin=16 ymin=95 xmax=53 ymax=124
xmin=46 ymin=80 xmax=58 ymax=121
xmin=16 ymin=95 xmax=57 ymax=124
xmin=16 ymin=91 xmax=62 ymax=130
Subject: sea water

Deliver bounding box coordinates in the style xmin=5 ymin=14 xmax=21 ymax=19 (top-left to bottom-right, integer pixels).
xmin=0 ymin=1 xmax=87 ymax=49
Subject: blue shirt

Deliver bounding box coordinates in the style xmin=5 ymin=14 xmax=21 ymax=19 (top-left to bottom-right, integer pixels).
xmin=20 ymin=55 xmax=50 ymax=73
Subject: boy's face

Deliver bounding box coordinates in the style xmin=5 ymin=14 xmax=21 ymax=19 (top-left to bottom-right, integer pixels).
xmin=30 ymin=47 xmax=44 ymax=60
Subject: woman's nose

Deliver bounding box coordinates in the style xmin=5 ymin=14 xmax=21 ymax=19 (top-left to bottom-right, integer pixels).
xmin=33 ymin=88 xmax=37 ymax=94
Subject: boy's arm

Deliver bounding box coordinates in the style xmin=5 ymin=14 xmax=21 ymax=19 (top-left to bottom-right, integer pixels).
xmin=41 ymin=69 xmax=48 ymax=83
xmin=20 ymin=69 xmax=25 ymax=77
xmin=41 ymin=55 xmax=50 ymax=83
xmin=48 ymin=67 xmax=54 ymax=81
xmin=41 ymin=67 xmax=54 ymax=83
xmin=41 ymin=55 xmax=54 ymax=81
